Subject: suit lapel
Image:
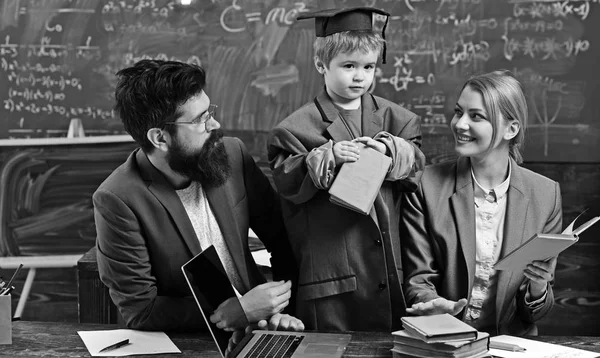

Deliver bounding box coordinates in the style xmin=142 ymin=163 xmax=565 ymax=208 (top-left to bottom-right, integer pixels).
xmin=318 ymin=92 xmax=385 ymax=140
xmin=496 ymin=160 xmax=529 ymax=326
xmin=205 ymin=184 xmax=251 ymax=291
xmin=361 ymin=93 xmax=385 ymax=138
xmin=316 ymin=92 xmax=354 ymax=142
xmin=357 ymin=94 xmax=384 ymax=222
xmin=450 ymin=157 xmax=476 ymax=309
xmin=136 ymin=150 xmax=201 ymax=257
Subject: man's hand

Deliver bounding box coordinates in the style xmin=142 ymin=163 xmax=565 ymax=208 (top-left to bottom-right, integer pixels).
xmin=406 ymin=297 xmax=468 ymax=316
xmin=257 ymin=314 xmax=305 ymax=332
xmin=210 ymin=297 xmax=249 ymax=331
xmin=525 ymin=256 xmax=557 ymax=300
xmin=224 ymin=325 xmax=253 ymax=358
xmin=239 ymin=280 xmax=292 ymax=323
xmin=353 ymin=136 xmax=387 ymax=154
xmin=333 ymin=140 xmax=360 ymax=165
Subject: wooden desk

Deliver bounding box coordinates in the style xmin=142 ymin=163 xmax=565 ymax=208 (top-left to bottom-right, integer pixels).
xmin=0 ymin=321 xmax=599 ymax=357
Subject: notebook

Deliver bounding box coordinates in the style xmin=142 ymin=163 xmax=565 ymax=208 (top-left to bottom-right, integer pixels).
xmin=181 ymin=245 xmax=351 ymax=358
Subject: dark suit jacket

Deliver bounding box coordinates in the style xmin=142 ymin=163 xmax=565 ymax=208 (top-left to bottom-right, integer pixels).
xmin=268 ymin=91 xmax=425 ymax=331
xmin=93 ymin=137 xmax=296 ymax=331
xmin=400 ymin=157 xmax=562 ymax=336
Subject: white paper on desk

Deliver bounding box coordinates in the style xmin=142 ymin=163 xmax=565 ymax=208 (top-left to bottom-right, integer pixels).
xmin=77 ymin=329 xmax=181 ymax=356
xmin=490 ymin=335 xmax=598 ymax=358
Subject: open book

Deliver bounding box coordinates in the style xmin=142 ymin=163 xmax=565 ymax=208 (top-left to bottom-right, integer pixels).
xmin=328 ymin=143 xmax=391 ymax=215
xmin=494 ymin=213 xmax=600 ymax=272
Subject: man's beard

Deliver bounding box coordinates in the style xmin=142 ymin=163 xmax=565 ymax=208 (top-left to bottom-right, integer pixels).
xmin=167 ymin=129 xmax=231 ymax=187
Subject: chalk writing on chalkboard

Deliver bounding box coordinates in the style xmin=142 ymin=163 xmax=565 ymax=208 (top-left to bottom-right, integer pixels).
xmin=0 ymin=0 xmax=598 ymax=162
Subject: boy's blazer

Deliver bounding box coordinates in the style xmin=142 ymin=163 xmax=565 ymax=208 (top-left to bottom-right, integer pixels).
xmin=94 ymin=137 xmax=296 ymax=331
xmin=268 ymin=91 xmax=424 ymax=331
xmin=401 ymin=157 xmax=562 ymax=336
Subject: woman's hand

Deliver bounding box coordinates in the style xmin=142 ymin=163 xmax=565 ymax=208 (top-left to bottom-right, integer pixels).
xmin=524 ymin=256 xmax=557 ymax=300
xmin=406 ymin=297 xmax=468 ymax=316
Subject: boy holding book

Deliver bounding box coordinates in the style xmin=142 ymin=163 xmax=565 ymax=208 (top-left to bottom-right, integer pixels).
xmin=267 ymin=7 xmax=426 ymax=331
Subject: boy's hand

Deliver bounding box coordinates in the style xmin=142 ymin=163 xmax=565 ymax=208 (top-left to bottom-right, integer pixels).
xmin=333 ymin=140 xmax=360 ymax=165
xmin=354 ymin=137 xmax=387 ymax=154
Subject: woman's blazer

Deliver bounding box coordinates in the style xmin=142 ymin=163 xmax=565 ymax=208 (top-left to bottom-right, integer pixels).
xmin=400 ymin=157 xmax=562 ymax=335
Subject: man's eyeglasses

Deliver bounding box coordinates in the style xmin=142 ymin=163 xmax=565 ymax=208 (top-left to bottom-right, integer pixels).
xmin=164 ymin=104 xmax=217 ymax=128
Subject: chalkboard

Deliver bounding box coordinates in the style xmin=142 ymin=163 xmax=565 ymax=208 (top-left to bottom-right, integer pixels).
xmin=1 ymin=0 xmax=598 ymax=162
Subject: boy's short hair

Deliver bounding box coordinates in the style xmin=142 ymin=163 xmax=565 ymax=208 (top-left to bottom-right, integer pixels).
xmin=314 ymin=30 xmax=385 ymax=68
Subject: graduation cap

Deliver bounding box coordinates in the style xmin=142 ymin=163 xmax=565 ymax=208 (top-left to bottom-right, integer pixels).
xmin=297 ymin=7 xmax=391 ymax=62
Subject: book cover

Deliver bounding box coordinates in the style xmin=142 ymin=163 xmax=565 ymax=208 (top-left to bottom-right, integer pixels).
xmin=400 ymin=314 xmax=478 ymax=343
xmin=328 ymin=143 xmax=391 ymax=215
xmin=494 ymin=214 xmax=599 ymax=272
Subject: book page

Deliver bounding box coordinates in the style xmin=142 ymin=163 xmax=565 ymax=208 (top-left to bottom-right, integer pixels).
xmin=562 ymin=211 xmax=585 ymax=235
xmin=563 ymin=211 xmax=600 ymax=236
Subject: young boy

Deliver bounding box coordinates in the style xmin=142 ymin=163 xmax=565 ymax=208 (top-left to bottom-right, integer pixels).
xmin=267 ymin=7 xmax=426 ymax=332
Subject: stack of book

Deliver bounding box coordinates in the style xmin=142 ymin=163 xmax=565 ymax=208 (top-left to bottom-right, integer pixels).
xmin=391 ymin=314 xmax=490 ymax=358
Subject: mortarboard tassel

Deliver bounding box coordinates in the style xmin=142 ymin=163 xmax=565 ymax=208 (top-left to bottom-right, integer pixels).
xmin=381 ymin=15 xmax=389 ymax=64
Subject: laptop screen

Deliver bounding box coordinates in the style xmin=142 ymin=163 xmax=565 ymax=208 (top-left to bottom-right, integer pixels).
xmin=181 ymin=245 xmax=242 ymax=356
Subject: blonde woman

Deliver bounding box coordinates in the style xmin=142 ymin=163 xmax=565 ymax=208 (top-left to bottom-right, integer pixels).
xmin=400 ymin=70 xmax=562 ymax=336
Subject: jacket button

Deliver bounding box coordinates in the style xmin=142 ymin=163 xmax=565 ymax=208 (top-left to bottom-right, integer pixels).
xmin=374 ymin=238 xmax=382 ymax=246
xmin=378 ymin=282 xmax=387 ymax=290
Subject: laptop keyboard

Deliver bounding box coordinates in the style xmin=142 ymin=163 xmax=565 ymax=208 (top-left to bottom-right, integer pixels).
xmin=246 ymin=333 xmax=304 ymax=358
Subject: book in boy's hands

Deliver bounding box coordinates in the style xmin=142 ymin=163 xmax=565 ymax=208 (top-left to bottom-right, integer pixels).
xmin=328 ymin=142 xmax=391 ymax=215
xmin=392 ymin=330 xmax=489 ymax=358
xmin=400 ymin=313 xmax=478 ymax=344
xmin=494 ymin=213 xmax=600 ymax=272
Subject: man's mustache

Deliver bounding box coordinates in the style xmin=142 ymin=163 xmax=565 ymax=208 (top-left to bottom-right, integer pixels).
xmin=204 ymin=129 xmax=224 ymax=148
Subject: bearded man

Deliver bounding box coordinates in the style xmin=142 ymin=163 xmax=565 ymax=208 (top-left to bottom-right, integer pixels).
xmin=93 ymin=60 xmax=302 ymax=333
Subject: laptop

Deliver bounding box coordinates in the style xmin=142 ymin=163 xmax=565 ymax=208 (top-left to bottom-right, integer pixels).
xmin=181 ymin=245 xmax=351 ymax=358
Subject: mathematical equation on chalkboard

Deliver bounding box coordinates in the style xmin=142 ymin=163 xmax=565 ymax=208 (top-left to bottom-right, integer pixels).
xmin=0 ymin=0 xmax=598 ymax=162
xmin=210 ymin=0 xmax=595 ymax=130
